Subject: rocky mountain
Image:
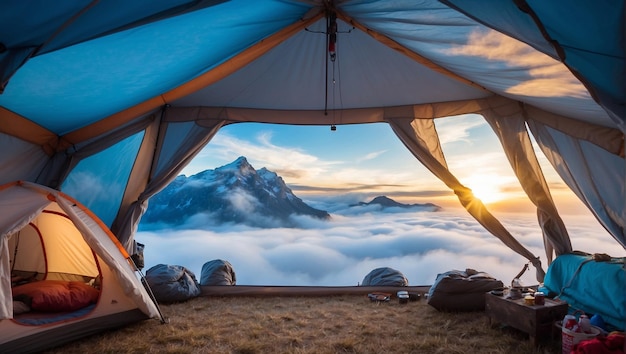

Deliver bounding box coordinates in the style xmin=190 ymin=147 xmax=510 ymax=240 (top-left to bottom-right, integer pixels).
xmin=140 ymin=156 xmax=330 ymax=228
xmin=351 ymin=195 xmax=441 ymax=211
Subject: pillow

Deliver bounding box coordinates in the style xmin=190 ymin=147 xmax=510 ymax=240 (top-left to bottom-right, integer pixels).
xmin=12 ymin=280 xmax=99 ymax=312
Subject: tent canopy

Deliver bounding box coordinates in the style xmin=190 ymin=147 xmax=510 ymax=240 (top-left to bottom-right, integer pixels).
xmin=0 ymin=1 xmax=624 ymax=279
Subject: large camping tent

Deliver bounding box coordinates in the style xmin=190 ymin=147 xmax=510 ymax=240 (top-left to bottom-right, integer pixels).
xmin=0 ymin=181 xmax=162 ymax=353
xmin=0 ymin=0 xmax=623 ymax=327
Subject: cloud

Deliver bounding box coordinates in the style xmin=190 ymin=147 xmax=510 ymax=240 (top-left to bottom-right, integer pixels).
xmin=225 ymin=188 xmax=260 ymax=214
xmin=185 ymin=178 xmax=218 ymax=188
xmin=190 ymin=132 xmax=388 ymax=189
xmin=435 ymin=115 xmax=486 ymax=145
xmin=137 ymin=208 xmax=621 ymax=287
xmin=356 ymin=150 xmax=388 ymax=162
xmin=198 ymin=132 xmax=337 ymax=182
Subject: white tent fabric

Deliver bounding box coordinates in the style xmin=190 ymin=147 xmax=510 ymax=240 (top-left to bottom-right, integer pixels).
xmin=527 ymin=118 xmax=626 ymax=245
xmin=387 ymin=114 xmax=547 ymax=279
xmin=0 ymin=0 xmax=624 ymax=283
xmin=481 ymin=104 xmax=572 ymax=262
xmin=0 ymin=185 xmax=52 ymax=319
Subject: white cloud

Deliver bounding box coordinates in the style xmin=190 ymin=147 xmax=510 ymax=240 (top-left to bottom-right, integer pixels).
xmin=435 ymin=115 xmax=486 ymax=145
xmin=357 ymin=150 xmax=388 ymax=162
xmin=225 ymin=188 xmax=260 ymax=213
xmin=190 ymin=132 xmax=335 ymax=182
xmin=137 ymin=208 xmax=621 ymax=288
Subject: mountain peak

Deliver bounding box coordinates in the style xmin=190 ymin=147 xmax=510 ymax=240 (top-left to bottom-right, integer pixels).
xmin=216 ymin=156 xmax=255 ymax=175
xmin=369 ymin=196 xmax=399 ymax=207
xmin=141 ymin=156 xmax=330 ymax=229
xmin=232 ymin=156 xmax=248 ymax=165
xmin=350 ymin=195 xmax=441 ymax=211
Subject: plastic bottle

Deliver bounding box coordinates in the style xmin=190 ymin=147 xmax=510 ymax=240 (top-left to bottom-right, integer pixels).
xmin=590 ymin=314 xmax=606 ymax=331
xmin=578 ymin=314 xmax=591 ymax=333
xmin=563 ymin=314 xmax=577 ymax=330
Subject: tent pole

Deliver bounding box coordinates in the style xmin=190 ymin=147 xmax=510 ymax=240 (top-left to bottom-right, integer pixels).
xmin=133 ymin=263 xmax=169 ymax=324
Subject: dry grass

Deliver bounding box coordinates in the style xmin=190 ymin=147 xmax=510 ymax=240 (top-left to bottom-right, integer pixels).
xmin=43 ymin=295 xmax=562 ymax=354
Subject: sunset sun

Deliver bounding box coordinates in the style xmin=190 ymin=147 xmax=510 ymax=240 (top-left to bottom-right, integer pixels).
xmin=464 ymin=175 xmax=507 ymax=204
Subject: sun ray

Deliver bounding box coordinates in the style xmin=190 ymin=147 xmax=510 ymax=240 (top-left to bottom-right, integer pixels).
xmin=464 ymin=174 xmax=507 ymax=204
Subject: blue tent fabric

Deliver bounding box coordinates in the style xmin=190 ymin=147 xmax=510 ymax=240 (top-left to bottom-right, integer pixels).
xmin=444 ymin=0 xmax=625 ymax=127
xmin=0 ymin=0 xmax=229 ymax=91
xmin=541 ymin=253 xmax=626 ymax=331
xmin=0 ymin=2 xmax=311 ymax=130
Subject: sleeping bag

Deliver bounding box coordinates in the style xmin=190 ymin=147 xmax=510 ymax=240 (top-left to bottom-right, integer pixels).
xmin=145 ymin=264 xmax=201 ymax=303
xmin=541 ymin=253 xmax=626 ymax=331
xmin=361 ymin=267 xmax=408 ymax=286
xmin=427 ymin=268 xmax=503 ymax=312
xmin=200 ymin=259 xmax=236 ymax=286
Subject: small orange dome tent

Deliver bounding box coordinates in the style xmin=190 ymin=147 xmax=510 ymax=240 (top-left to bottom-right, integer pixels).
xmin=0 ymin=181 xmax=163 ymax=353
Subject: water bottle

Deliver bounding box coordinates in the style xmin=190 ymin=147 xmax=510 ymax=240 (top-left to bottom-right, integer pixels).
xmin=563 ymin=314 xmax=577 ymax=330
xmin=578 ymin=314 xmax=591 ymax=333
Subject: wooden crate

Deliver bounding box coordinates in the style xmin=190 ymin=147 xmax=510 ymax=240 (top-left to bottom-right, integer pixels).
xmin=485 ymin=292 xmax=569 ymax=345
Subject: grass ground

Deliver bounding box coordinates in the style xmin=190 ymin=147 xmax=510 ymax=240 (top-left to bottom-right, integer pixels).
xmin=43 ymin=295 xmax=562 ymax=354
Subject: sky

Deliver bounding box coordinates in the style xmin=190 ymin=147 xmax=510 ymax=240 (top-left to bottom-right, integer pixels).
xmin=180 ymin=114 xmax=584 ymax=213
xmin=138 ymin=115 xmax=624 ymax=287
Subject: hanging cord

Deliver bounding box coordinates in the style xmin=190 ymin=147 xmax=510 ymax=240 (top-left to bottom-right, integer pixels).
xmin=334 ymin=40 xmax=344 ymax=128
xmin=331 ymin=47 xmax=336 ymax=129
xmin=307 ymin=4 xmax=351 ymax=128
xmin=326 ymin=8 xmax=350 ymax=131
xmin=324 ymin=10 xmax=331 ymax=116
xmin=556 ymin=253 xmax=624 ymax=299
xmin=556 ymin=256 xmax=594 ymax=299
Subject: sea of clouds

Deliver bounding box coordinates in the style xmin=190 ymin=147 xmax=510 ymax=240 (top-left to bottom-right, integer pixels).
xmin=137 ymin=196 xmax=622 ymax=287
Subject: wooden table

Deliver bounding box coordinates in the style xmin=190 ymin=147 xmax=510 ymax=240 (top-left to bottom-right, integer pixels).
xmin=485 ymin=292 xmax=569 ymax=346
